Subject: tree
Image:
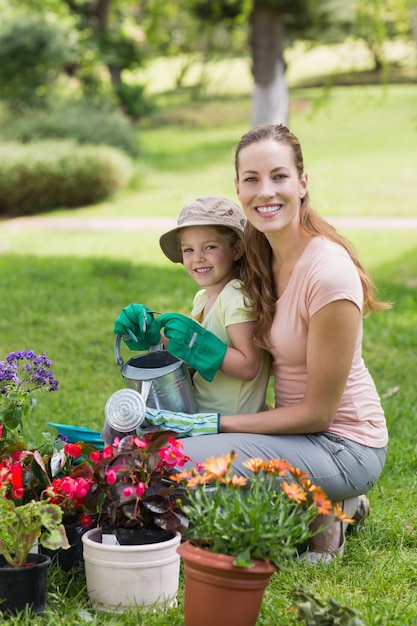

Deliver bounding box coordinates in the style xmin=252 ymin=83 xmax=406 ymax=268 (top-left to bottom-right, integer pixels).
xmin=0 ymin=11 xmax=76 ymax=110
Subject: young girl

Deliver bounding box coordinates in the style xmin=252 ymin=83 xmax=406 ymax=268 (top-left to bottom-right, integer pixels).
xmin=114 ymin=195 xmax=270 ymax=416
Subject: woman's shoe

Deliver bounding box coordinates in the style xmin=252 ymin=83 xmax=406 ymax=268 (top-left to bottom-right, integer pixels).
xmin=300 ymin=496 xmax=370 ymax=564
xmin=353 ymin=494 xmax=370 ymax=522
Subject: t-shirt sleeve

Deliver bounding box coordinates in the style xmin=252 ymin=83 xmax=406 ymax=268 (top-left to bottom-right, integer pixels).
xmin=306 ymin=251 xmax=363 ymax=317
xmin=220 ymin=281 xmax=257 ymax=327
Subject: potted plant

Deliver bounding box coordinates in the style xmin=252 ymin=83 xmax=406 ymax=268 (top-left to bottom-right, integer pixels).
xmin=38 ymin=437 xmax=100 ymax=571
xmin=171 ymin=451 xmax=352 ymax=626
xmin=0 ymin=350 xmax=99 ymax=574
xmin=0 ymin=350 xmax=71 ymax=615
xmin=0 ymin=350 xmax=59 ymax=451
xmin=81 ymin=430 xmax=191 ymax=611
xmin=0 ymin=458 xmax=70 ymax=615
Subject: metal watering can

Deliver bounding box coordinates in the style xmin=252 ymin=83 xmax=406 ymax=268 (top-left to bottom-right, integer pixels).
xmin=113 ymin=333 xmax=197 ymax=417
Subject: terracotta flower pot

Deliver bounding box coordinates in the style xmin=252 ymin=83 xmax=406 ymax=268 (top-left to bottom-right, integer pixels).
xmin=177 ymin=541 xmax=277 ymax=626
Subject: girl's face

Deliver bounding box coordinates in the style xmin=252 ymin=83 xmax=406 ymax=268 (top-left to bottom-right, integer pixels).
xmin=180 ymin=226 xmax=241 ymax=293
xmin=235 ymin=139 xmax=308 ymax=236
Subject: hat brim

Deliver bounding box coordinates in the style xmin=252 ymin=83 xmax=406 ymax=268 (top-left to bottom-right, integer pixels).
xmin=159 ymin=221 xmax=244 ymax=264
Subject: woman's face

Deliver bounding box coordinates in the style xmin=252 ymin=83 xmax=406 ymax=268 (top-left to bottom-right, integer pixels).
xmin=235 ymin=139 xmax=307 ymax=236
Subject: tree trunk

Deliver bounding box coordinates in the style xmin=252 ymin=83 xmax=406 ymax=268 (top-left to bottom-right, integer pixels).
xmin=249 ymin=3 xmax=289 ymax=127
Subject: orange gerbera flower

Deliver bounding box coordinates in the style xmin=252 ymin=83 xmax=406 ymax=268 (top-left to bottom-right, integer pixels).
xmin=169 ymin=469 xmax=194 ymax=483
xmin=298 ymin=477 xmax=319 ymax=493
xmin=242 ymin=458 xmax=267 ymax=474
xmin=202 ymin=452 xmax=235 ymax=479
xmin=333 ymin=502 xmax=355 ymax=524
xmin=281 ymin=480 xmax=307 ymax=504
xmin=288 ymin=466 xmax=309 ymax=480
xmin=311 ymin=488 xmax=334 ymax=515
xmin=267 ymin=458 xmax=293 ymax=476
xmin=227 ymin=475 xmax=248 ymax=487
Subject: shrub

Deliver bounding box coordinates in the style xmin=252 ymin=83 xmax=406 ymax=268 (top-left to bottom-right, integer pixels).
xmin=1 ymin=104 xmax=140 ymax=158
xmin=0 ymin=140 xmax=134 ymax=217
xmin=115 ymin=83 xmax=158 ymax=120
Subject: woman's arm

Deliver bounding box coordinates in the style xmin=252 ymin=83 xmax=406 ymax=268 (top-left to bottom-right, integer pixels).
xmin=220 ymin=299 xmax=361 ymax=433
xmin=219 ymin=321 xmax=263 ymax=381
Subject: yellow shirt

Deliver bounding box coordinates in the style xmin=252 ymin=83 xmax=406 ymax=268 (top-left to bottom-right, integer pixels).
xmin=191 ymin=279 xmax=270 ymax=416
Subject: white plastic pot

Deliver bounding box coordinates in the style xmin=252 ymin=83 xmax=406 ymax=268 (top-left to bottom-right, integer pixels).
xmin=82 ymin=527 xmax=181 ymax=612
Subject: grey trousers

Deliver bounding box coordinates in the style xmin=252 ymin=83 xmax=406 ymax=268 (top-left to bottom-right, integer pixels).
xmin=181 ymin=432 xmax=387 ymax=502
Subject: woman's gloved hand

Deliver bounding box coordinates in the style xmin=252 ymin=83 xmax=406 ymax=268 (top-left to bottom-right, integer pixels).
xmin=113 ymin=304 xmax=161 ymax=350
xmin=150 ymin=313 xmax=227 ymax=382
xmin=143 ymin=408 xmax=219 ymax=437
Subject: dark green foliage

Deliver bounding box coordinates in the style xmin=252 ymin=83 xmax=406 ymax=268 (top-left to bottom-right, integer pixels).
xmin=0 ymin=141 xmax=133 ymax=216
xmin=190 ymin=0 xmax=245 ymax=21
xmin=116 ymin=83 xmax=158 ymax=120
xmin=1 ymin=104 xmax=140 ymax=158
xmin=0 ymin=12 xmax=76 ymax=110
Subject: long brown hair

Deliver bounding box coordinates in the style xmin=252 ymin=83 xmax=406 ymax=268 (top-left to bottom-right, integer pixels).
xmin=235 ymin=124 xmax=391 ymax=348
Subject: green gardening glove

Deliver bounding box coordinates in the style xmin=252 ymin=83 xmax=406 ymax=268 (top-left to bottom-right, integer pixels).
xmin=113 ymin=304 xmax=161 ymax=350
xmin=143 ymin=408 xmax=220 ymax=437
xmin=151 ymin=313 xmax=227 ymax=382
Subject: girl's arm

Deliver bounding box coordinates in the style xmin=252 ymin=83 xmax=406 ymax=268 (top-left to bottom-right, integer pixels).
xmin=219 ymin=321 xmax=263 ymax=381
xmin=220 ymin=299 xmax=361 ymax=433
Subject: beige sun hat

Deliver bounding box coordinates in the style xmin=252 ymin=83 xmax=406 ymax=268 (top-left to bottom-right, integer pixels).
xmin=159 ymin=195 xmax=246 ymax=264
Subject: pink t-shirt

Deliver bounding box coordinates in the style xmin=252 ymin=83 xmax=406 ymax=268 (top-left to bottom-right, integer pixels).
xmin=267 ymin=236 xmax=388 ymax=447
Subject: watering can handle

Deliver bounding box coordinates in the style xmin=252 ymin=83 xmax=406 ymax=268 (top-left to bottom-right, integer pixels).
xmin=114 ymin=334 xmax=125 ymax=367
xmin=114 ymin=334 xmax=162 ymax=366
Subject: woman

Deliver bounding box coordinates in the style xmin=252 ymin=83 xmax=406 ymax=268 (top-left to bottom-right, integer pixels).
xmin=175 ymin=124 xmax=389 ymax=562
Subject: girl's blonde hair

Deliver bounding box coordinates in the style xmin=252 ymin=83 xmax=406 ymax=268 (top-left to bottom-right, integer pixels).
xmin=234 ymin=124 xmax=391 ymax=348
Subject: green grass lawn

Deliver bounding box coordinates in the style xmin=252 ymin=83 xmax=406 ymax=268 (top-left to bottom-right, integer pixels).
xmin=0 ymin=83 xmax=417 ymax=624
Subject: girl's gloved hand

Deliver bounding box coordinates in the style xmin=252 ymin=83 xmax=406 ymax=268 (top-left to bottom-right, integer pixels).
xmin=113 ymin=304 xmax=161 ymax=350
xmin=143 ymin=408 xmax=220 ymax=437
xmin=150 ymin=313 xmax=227 ymax=382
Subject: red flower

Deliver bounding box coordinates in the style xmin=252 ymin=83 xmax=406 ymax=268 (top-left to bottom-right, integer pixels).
xmin=64 ymin=443 xmax=82 ymax=459
xmin=90 ymin=450 xmax=101 ymax=463
xmin=79 ymin=514 xmax=94 ymax=528
xmin=10 ymin=463 xmax=23 ymax=490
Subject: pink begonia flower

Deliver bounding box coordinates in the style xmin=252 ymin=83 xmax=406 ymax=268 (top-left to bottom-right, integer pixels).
xmin=74 ymin=478 xmax=92 ymax=499
xmin=122 ymin=485 xmax=134 ymax=498
xmin=105 ymin=469 xmax=117 ymax=485
xmin=159 ymin=437 xmax=187 ymax=468
xmin=60 ymin=476 xmax=75 ymax=494
xmin=135 ymin=482 xmax=146 ymax=497
xmin=102 ymin=446 xmax=115 ymax=459
xmin=133 ymin=437 xmax=147 ymax=449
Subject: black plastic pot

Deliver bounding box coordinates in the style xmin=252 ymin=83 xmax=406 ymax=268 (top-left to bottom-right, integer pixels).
xmin=115 ymin=528 xmax=175 ymax=545
xmin=0 ymin=553 xmax=51 ymax=615
xmin=40 ymin=514 xmax=97 ymax=572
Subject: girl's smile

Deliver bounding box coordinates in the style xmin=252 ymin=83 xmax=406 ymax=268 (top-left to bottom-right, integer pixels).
xmin=180 ymin=226 xmax=241 ymax=296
